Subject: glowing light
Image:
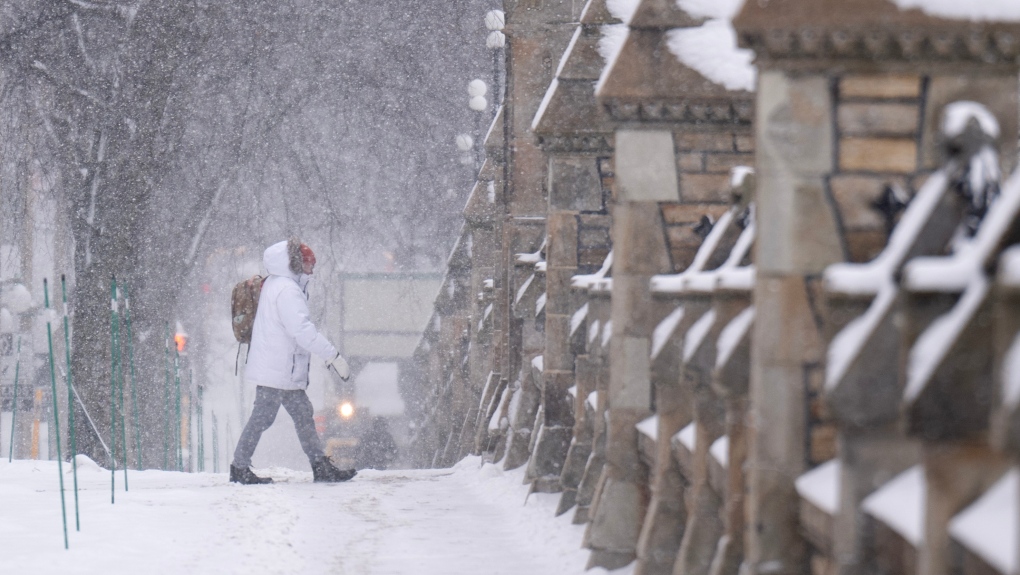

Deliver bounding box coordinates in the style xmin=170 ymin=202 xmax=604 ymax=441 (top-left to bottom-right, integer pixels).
xmin=338 ymin=402 xmax=354 ymax=419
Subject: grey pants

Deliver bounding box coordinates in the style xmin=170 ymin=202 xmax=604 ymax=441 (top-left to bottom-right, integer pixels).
xmin=232 ymin=386 xmax=325 ymax=468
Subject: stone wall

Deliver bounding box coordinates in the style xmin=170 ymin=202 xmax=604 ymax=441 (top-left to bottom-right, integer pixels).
xmin=409 ymin=1 xmax=1020 ymax=574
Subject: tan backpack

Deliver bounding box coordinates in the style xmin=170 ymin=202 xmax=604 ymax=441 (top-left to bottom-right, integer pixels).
xmin=230 ymin=275 xmax=265 ymax=344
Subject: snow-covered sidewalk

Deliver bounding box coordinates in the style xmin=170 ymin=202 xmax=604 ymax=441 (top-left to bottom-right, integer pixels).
xmin=1 ymin=456 xmax=626 ymax=574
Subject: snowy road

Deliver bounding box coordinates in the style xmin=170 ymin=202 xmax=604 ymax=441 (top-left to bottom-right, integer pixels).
xmin=1 ymin=456 xmax=619 ymax=574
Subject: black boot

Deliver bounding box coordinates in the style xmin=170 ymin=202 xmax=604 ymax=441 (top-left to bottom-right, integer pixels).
xmin=312 ymin=456 xmax=357 ymax=483
xmin=230 ymin=464 xmax=273 ymax=485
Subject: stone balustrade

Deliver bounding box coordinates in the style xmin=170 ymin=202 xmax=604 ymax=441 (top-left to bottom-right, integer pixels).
xmin=408 ymin=1 xmax=1020 ymax=574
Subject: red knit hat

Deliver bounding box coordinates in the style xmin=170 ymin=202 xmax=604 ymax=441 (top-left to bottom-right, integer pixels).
xmin=300 ymin=243 xmax=316 ymax=273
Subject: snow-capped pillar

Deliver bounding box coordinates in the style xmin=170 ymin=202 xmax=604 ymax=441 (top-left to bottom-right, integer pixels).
xmin=527 ymin=0 xmax=617 ymax=495
xmin=494 ymin=0 xmax=579 ymax=471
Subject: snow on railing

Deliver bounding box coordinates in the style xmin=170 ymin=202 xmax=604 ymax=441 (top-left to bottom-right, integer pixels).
xmin=682 ymin=308 xmax=717 ymax=363
xmin=862 ymin=465 xmax=927 ymax=547
xmin=651 ymin=306 xmax=686 ymax=360
xmin=826 ymin=101 xmax=1011 ymax=393
xmin=572 ymin=251 xmax=613 ymax=289
xmin=716 ymin=306 xmax=755 ymax=370
xmin=651 ymin=201 xmax=755 ymax=295
xmin=948 ymin=468 xmax=1019 ymax=575
xmin=795 ymin=459 xmax=841 ymax=515
xmin=710 ymin=435 xmax=729 ymax=467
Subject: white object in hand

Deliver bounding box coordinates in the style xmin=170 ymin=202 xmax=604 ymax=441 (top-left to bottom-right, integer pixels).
xmin=329 ymin=354 xmax=351 ymax=380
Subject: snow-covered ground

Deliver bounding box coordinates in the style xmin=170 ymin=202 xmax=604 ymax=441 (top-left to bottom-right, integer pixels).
xmin=0 ymin=455 xmax=632 ymax=575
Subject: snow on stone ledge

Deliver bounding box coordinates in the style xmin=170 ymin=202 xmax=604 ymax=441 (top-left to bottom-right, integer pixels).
xmin=586 ymin=390 xmax=599 ymax=411
xmin=717 ymin=266 xmax=755 ymax=291
xmin=795 ymin=459 xmax=841 ymax=516
xmin=675 ymin=422 xmax=696 ymax=451
xmin=676 ymin=0 xmax=745 ymax=20
xmin=710 ymin=435 xmax=729 ymax=467
xmin=570 ymin=303 xmax=589 ymax=337
xmin=532 ymin=355 xmax=544 ymax=373
xmin=588 ymin=319 xmax=600 ymax=344
xmin=905 ymin=276 xmax=989 ymax=402
xmin=716 ymin=306 xmax=754 ymax=369
xmin=666 ymin=20 xmax=756 ymax=92
xmin=893 ymin=0 xmax=1020 ymax=22
xmin=948 ymin=469 xmax=1019 ymax=575
xmin=607 ymin=0 xmax=641 ymax=22
xmin=862 ymin=465 xmax=926 ymax=547
xmin=596 ymin=24 xmax=630 ymax=94
xmin=683 ymin=309 xmax=717 ymax=364
xmin=652 ymin=305 xmax=686 ymax=360
xmin=536 ymin=292 xmax=547 ymax=316
xmin=637 ymin=415 xmax=658 ymax=441
xmin=567 ymin=385 xmax=577 ymax=399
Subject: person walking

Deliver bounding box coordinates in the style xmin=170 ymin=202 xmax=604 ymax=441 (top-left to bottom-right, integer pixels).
xmin=230 ymin=238 xmax=356 ymax=485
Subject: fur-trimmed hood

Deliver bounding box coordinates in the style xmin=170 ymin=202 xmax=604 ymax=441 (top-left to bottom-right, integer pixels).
xmin=262 ymin=238 xmax=305 ymax=280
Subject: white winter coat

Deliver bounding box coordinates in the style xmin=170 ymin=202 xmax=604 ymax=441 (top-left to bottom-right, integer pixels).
xmin=244 ymin=241 xmax=338 ymax=390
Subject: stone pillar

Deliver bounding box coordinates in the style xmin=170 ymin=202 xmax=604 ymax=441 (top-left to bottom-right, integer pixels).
xmin=527 ymin=0 xmax=617 ymax=494
xmin=584 ymin=199 xmax=670 ymax=569
xmin=733 ymin=2 xmax=1020 ymax=574
xmin=741 ymin=58 xmax=842 ymax=575
xmin=493 ymin=0 xmax=578 ymax=470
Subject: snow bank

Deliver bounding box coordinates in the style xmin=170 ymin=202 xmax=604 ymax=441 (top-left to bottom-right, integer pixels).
xmin=795 ymin=459 xmax=841 ymax=515
xmin=948 ymin=468 xmax=1019 ymax=575
xmin=862 ymin=465 xmax=926 ymax=546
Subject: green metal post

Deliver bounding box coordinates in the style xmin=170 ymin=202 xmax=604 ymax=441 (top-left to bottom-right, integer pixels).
xmin=163 ymin=322 xmax=170 ymax=471
xmin=174 ymin=347 xmax=182 ymax=471
xmin=115 ymin=283 xmax=128 ymax=490
xmin=122 ymin=283 xmax=141 ymax=470
xmin=44 ymin=279 xmax=69 ymax=549
xmin=60 ymin=276 xmax=80 ymax=530
xmin=197 ymin=386 xmax=204 ymax=472
xmin=211 ymin=411 xmax=219 ymax=474
xmin=8 ymin=336 xmax=21 ymax=463
xmin=109 ymin=276 xmax=119 ymax=503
